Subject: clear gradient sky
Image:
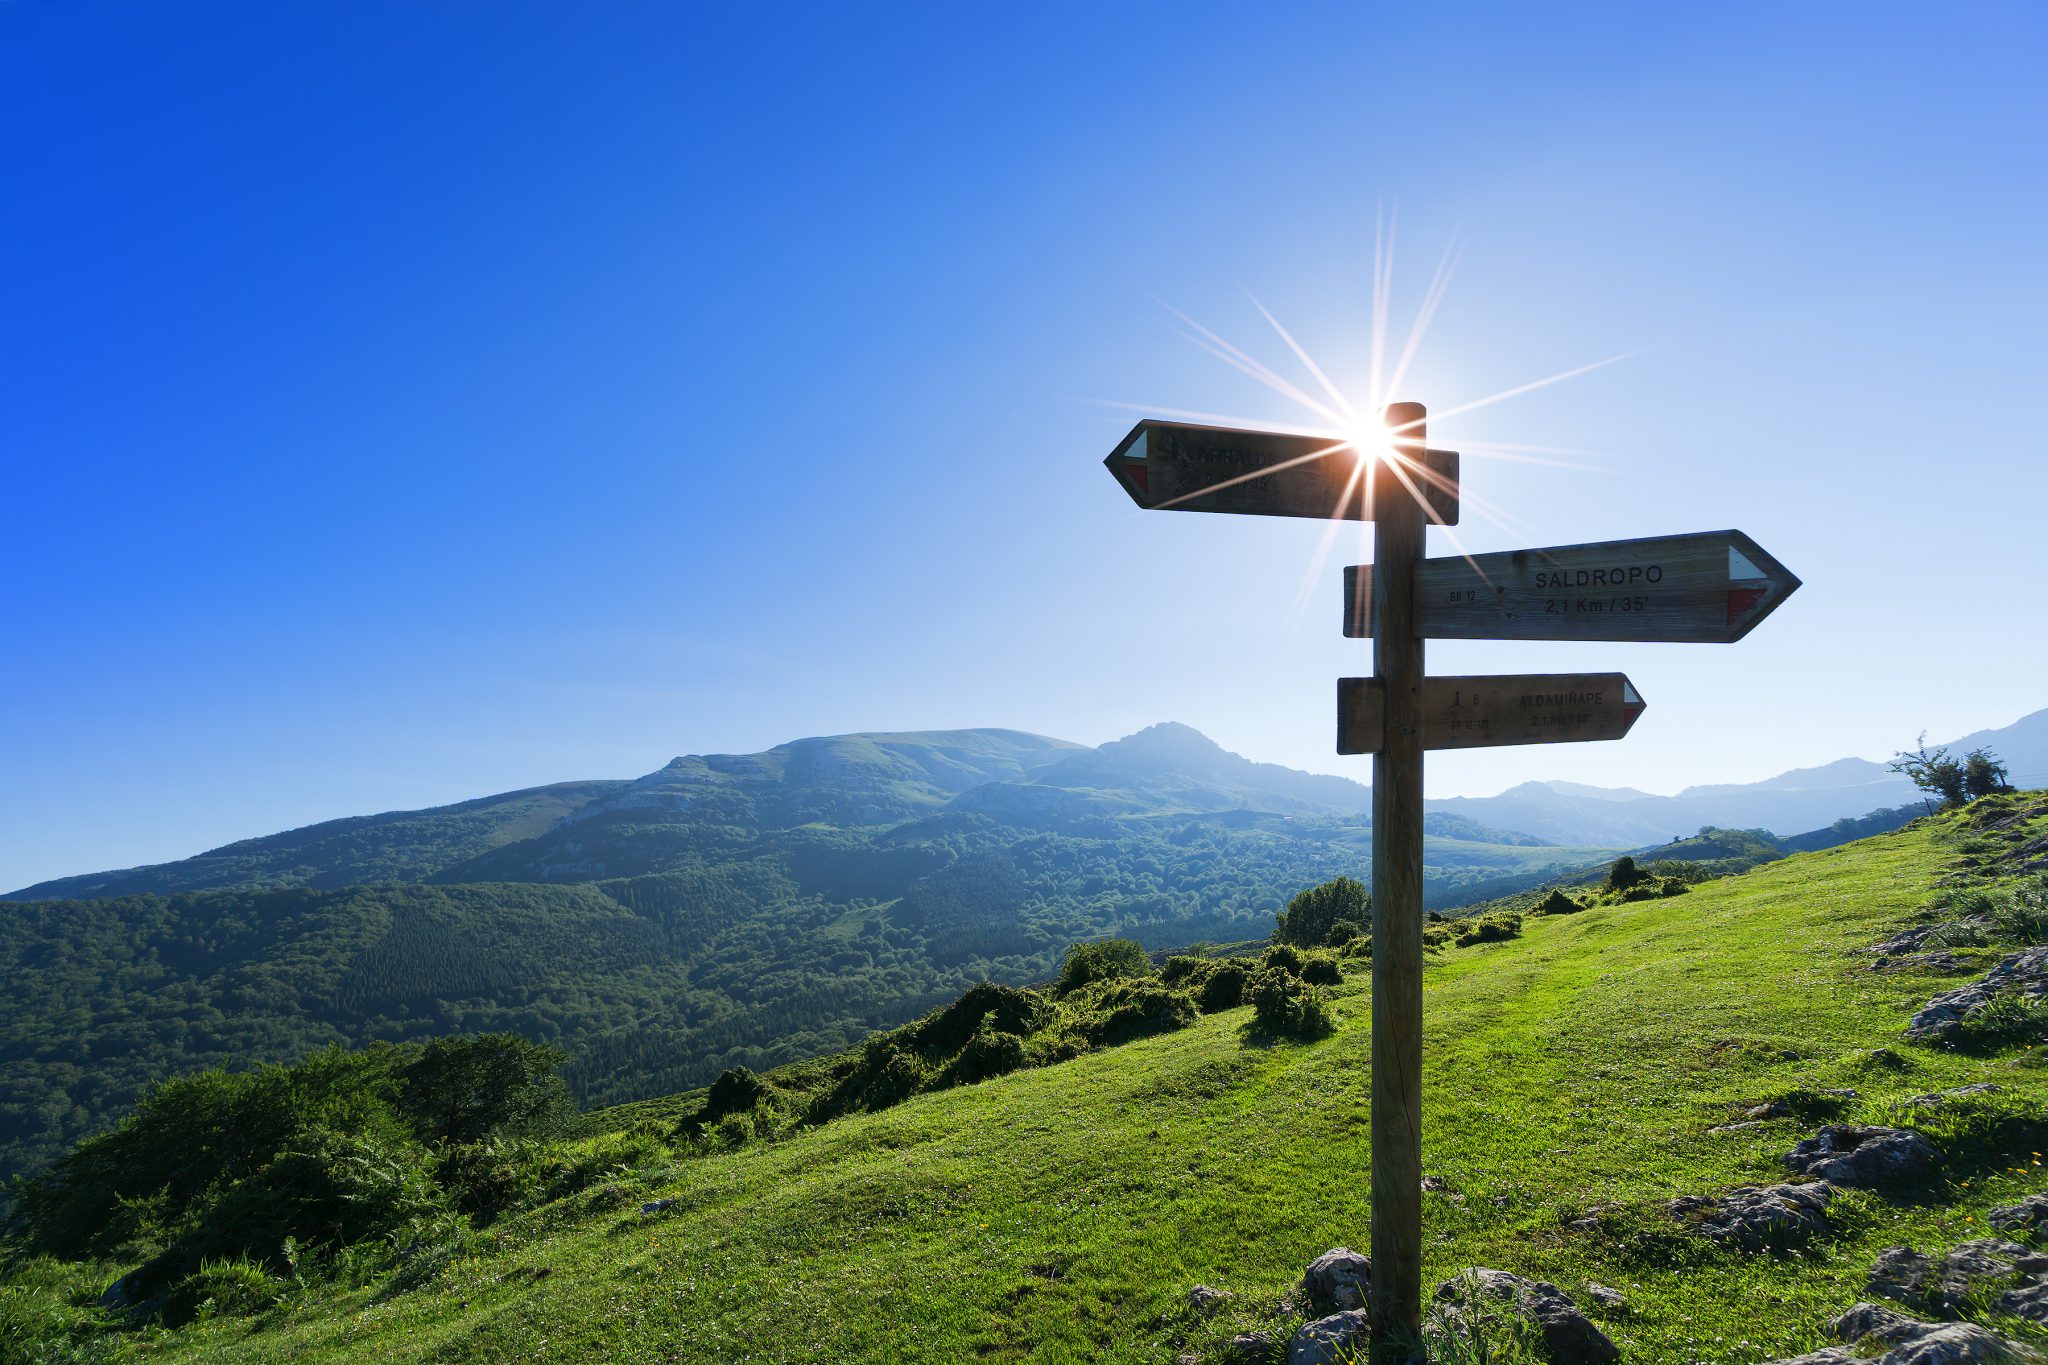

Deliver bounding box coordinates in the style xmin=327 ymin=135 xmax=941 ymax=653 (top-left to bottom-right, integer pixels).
xmin=4 ymin=2 xmax=2046 ymax=891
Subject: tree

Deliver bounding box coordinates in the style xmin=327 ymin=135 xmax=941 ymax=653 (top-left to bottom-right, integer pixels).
xmin=396 ymin=1034 xmax=571 ymax=1146
xmin=1274 ymin=876 xmax=1372 ymax=948
xmin=1964 ymin=748 xmax=2013 ymax=800
xmin=1604 ymin=855 xmax=1648 ymax=892
xmin=1890 ymin=733 xmax=1968 ymax=809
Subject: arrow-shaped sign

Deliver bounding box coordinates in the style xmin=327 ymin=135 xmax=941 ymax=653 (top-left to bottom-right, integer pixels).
xmin=1106 ymin=419 xmax=1460 ymax=525
xmin=1337 ymin=673 xmax=1647 ymax=755
xmin=1343 ymin=530 xmax=1799 ymax=643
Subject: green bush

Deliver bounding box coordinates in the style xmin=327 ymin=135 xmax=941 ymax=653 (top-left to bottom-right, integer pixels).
xmin=1275 ymin=876 xmax=1371 ymax=948
xmin=1058 ymin=938 xmax=1151 ymax=994
xmin=1248 ymin=966 xmax=1335 ymax=1039
xmin=904 ymin=982 xmax=1049 ymax=1052
xmin=1532 ymin=889 xmax=1582 ymax=916
xmin=1159 ymin=954 xmax=1208 ymax=986
xmin=1454 ymin=913 xmax=1522 ymax=947
xmin=163 ymin=1255 xmax=282 ymax=1325
xmin=1301 ymin=953 xmax=1343 ymax=986
xmin=1193 ymin=959 xmax=1252 ymax=1012
xmin=1262 ymin=943 xmax=1306 ymax=975
xmin=1066 ymin=979 xmax=1198 ymax=1047
xmin=938 ymin=1029 xmax=1029 ymax=1086
xmin=437 ymin=1139 xmax=545 ymax=1221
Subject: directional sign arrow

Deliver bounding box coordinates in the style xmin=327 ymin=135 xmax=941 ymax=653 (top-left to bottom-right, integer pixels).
xmin=1106 ymin=419 xmax=1459 ymax=525
xmin=1337 ymin=673 xmax=1647 ymax=756
xmin=1343 ymin=530 xmax=1799 ymax=643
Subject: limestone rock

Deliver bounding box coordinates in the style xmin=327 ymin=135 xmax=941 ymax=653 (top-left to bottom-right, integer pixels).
xmin=1432 ymin=1268 xmax=1619 ymax=1365
xmin=1300 ymin=1247 xmax=1371 ymax=1315
xmin=1989 ymin=1191 xmax=2048 ymax=1238
xmin=1583 ymin=1282 xmax=1627 ymax=1311
xmin=1669 ymin=1180 xmax=1833 ymax=1249
xmin=1222 ymin=1331 xmax=1280 ymax=1363
xmin=1187 ymin=1284 xmax=1233 ymax=1315
xmin=1784 ymin=1126 xmax=1938 ymax=1189
xmin=1997 ymin=1278 xmax=2048 ymax=1324
xmin=1831 ymin=1301 xmax=2034 ymax=1364
xmin=1288 ymin=1310 xmax=1368 ymax=1365
xmin=1907 ymin=947 xmax=2048 ymax=1041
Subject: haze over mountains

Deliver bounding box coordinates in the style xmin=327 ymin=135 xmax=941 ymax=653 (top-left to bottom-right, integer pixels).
xmin=16 ymin=707 xmax=2047 ymax=901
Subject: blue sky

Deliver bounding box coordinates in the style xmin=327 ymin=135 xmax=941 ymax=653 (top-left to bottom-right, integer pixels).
xmin=4 ymin=2 xmax=2045 ymax=890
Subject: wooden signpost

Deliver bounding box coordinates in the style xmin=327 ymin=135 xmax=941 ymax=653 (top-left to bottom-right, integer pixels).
xmin=1101 ymin=400 xmax=1798 ymax=1357
xmin=1106 ymin=418 xmax=1461 ymax=524
xmin=1336 ymin=673 xmax=1646 ymax=755
xmin=1341 ymin=531 xmax=1801 ymax=643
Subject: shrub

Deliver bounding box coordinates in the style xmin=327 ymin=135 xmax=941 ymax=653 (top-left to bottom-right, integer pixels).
xmin=1194 ymin=960 xmax=1252 ymax=1012
xmin=1532 ymin=889 xmax=1582 ymax=916
xmin=163 ymin=1255 xmax=281 ymax=1325
xmin=938 ymin=1029 xmax=1029 ymax=1086
xmin=1454 ymin=913 xmax=1522 ymax=947
xmin=1068 ymin=980 xmax=1198 ymax=1047
xmin=1262 ymin=943 xmax=1306 ymax=976
xmin=1058 ymin=938 xmax=1151 ymax=994
xmin=1301 ymin=954 xmax=1343 ymax=986
xmin=1248 ymin=966 xmax=1335 ymax=1039
xmin=1159 ymin=954 xmax=1208 ymax=986
xmin=1275 ymin=876 xmax=1371 ymax=948
xmin=904 ymin=982 xmax=1049 ymax=1053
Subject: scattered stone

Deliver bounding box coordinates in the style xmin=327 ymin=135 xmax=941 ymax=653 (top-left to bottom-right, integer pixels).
xmin=1709 ymin=1120 xmax=1766 ymax=1135
xmin=1830 ymin=1301 xmax=2030 ymax=1363
xmin=1187 ymin=1284 xmax=1233 ymax=1315
xmin=1785 ymin=1126 xmax=1938 ymax=1189
xmin=1222 ymin=1331 xmax=1279 ymax=1363
xmin=1489 ymin=1194 xmax=1512 ymax=1209
xmin=1997 ymin=1278 xmax=2048 ymax=1324
xmin=1875 ymin=927 xmax=1940 ymax=957
xmin=1669 ymin=1181 xmax=1833 ymax=1250
xmin=1288 ymin=1310 xmax=1368 ymax=1365
xmin=1907 ymin=947 xmax=2048 ymax=1042
xmin=98 ymin=1270 xmax=145 ymax=1311
xmin=1421 ymin=1174 xmax=1453 ymax=1192
xmin=1583 ymin=1282 xmax=1627 ymax=1311
xmin=1862 ymin=1237 xmax=2045 ymax=1316
xmin=1432 ymin=1269 xmax=1619 ymax=1365
xmin=1750 ymin=1100 xmax=1795 ymax=1120
xmin=638 ymin=1198 xmax=677 ymax=1216
xmin=1300 ymin=1247 xmax=1371 ymax=1315
xmin=1988 ymin=1191 xmax=2048 ymax=1237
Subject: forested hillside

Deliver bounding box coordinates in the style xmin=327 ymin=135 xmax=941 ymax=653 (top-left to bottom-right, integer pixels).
xmin=10 ymin=795 xmax=2048 ymax=1362
xmin=0 ymin=726 xmax=1610 ymax=1198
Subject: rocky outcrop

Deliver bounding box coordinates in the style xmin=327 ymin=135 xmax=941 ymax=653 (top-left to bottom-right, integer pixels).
xmin=1287 ymin=1310 xmax=1367 ymax=1365
xmin=1866 ymin=1238 xmax=2046 ymax=1316
xmin=1669 ymin=1181 xmax=1833 ymax=1249
xmin=1784 ymin=1126 xmax=1938 ymax=1189
xmin=1989 ymin=1191 xmax=2048 ymax=1238
xmin=1299 ymin=1247 xmax=1370 ymax=1315
xmin=1907 ymin=948 xmax=2048 ymax=1042
xmin=1432 ymin=1269 xmax=1619 ymax=1364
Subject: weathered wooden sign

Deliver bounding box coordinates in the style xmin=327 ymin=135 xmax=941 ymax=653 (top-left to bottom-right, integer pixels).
xmin=1105 ymin=418 xmax=1460 ymax=524
xmin=1342 ymin=529 xmax=1799 ymax=643
xmin=1336 ymin=673 xmax=1645 ymax=755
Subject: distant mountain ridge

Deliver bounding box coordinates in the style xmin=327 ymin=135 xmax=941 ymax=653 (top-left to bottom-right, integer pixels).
xmin=14 ymin=708 xmax=2048 ymax=898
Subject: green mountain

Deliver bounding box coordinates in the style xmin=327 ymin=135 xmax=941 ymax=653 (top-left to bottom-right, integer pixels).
xmin=0 ymin=725 xmax=1607 ymax=1200
xmin=10 ymin=794 xmax=2048 ymax=1362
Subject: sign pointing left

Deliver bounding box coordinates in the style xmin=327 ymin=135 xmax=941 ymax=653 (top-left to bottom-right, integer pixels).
xmin=1337 ymin=672 xmax=1647 ymax=755
xmin=1105 ymin=419 xmax=1460 ymax=524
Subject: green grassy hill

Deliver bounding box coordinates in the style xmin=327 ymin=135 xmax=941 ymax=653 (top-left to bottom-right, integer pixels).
xmin=13 ymin=796 xmax=2048 ymax=1362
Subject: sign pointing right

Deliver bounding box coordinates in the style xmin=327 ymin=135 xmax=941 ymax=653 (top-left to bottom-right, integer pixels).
xmin=1343 ymin=529 xmax=1800 ymax=643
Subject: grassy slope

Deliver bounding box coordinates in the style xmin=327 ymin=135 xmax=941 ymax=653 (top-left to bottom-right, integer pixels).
xmin=111 ymin=812 xmax=2048 ymax=1364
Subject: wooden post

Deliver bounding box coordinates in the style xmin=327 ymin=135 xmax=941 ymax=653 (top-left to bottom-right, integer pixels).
xmin=1369 ymin=401 xmax=1427 ymax=1357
